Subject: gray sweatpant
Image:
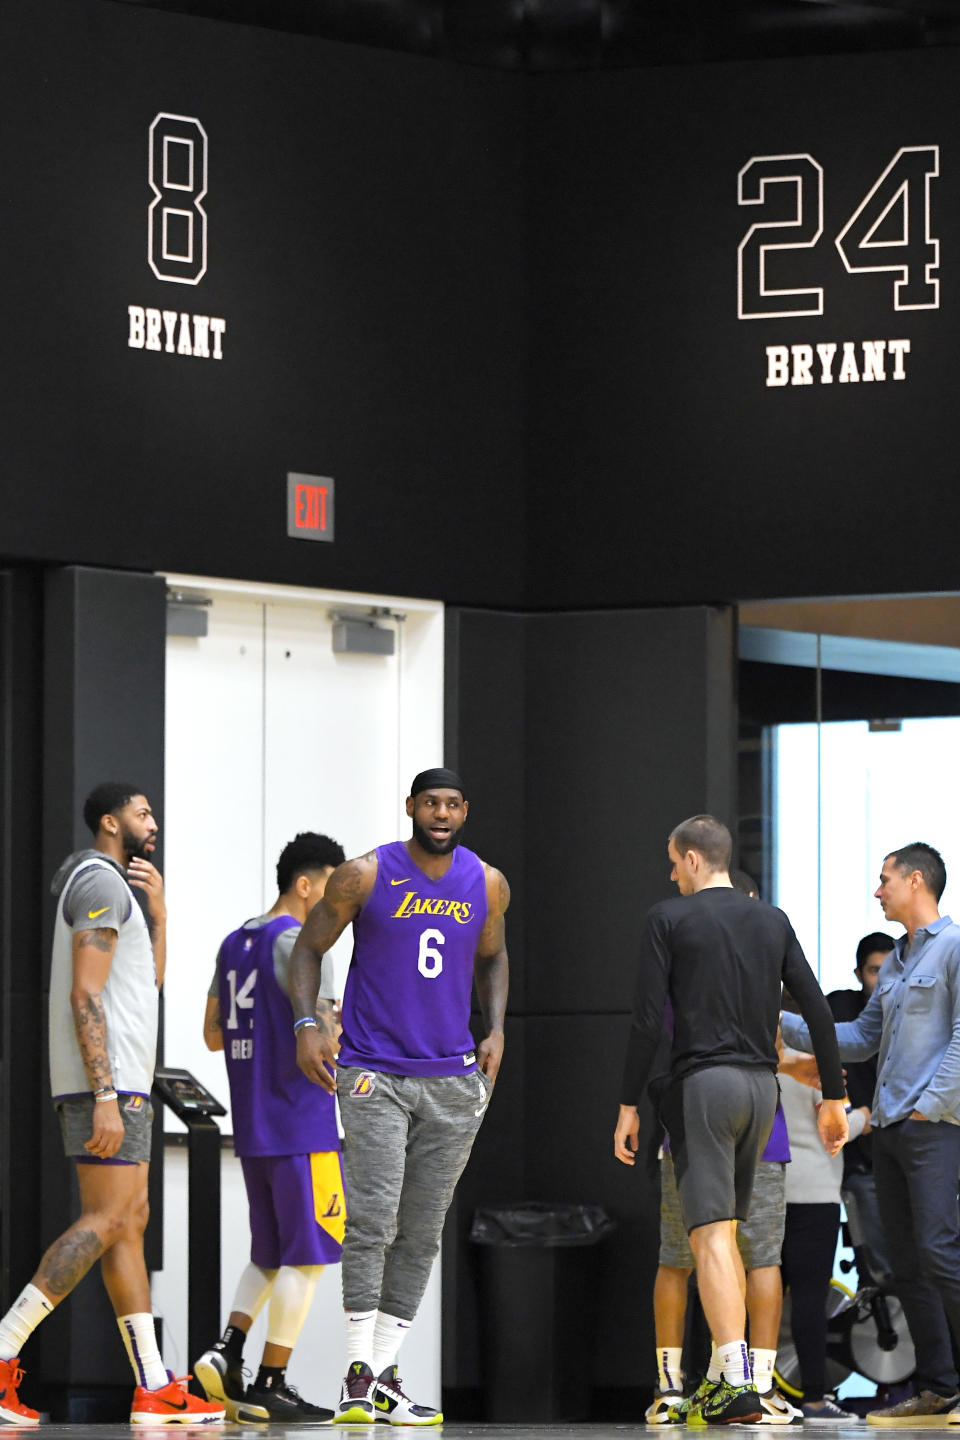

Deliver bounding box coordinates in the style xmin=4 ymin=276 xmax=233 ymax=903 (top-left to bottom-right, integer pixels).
xmin=338 ymin=1065 xmax=492 ymax=1319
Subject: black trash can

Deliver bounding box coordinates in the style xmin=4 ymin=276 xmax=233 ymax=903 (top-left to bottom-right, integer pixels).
xmin=470 ymin=1201 xmax=616 ymax=1422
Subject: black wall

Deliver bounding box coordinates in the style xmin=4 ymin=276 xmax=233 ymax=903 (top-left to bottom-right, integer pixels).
xmin=444 ymin=605 xmax=736 ymax=1411
xmin=5 ymin=7 xmax=960 ymax=608
xmin=526 ymin=51 xmax=960 ymax=607
xmin=1 ymin=0 xmax=524 ymax=606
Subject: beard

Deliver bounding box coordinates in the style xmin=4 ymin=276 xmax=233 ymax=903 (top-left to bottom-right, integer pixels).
xmin=412 ymin=819 xmax=464 ymax=856
xmin=121 ymin=826 xmax=154 ymax=862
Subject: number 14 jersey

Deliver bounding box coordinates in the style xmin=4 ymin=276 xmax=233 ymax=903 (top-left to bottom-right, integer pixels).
xmin=338 ymin=841 xmax=488 ymax=1077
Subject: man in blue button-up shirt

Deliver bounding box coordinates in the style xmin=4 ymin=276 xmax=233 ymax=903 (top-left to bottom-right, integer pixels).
xmin=781 ymin=842 xmax=960 ymax=1423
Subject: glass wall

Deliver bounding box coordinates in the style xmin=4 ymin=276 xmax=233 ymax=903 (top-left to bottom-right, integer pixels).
xmin=772 ymin=717 xmax=960 ymax=992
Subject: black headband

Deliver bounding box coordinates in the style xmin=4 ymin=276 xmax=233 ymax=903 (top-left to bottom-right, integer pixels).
xmin=409 ymin=767 xmax=466 ymax=799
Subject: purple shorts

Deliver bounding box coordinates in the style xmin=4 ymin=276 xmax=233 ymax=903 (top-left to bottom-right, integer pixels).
xmin=240 ymin=1151 xmax=345 ymax=1268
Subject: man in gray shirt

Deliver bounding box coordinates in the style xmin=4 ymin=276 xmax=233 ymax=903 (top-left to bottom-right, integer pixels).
xmin=780 ymin=841 xmax=960 ymax=1425
xmin=0 ymin=780 xmax=224 ymax=1425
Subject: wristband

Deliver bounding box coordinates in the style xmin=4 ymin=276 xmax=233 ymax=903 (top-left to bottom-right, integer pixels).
xmin=294 ymin=1017 xmax=318 ymax=1033
xmin=94 ymin=1089 xmax=118 ymax=1103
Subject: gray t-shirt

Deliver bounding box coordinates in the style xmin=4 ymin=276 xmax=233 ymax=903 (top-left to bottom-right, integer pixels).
xmin=209 ymin=913 xmax=336 ymax=1003
xmin=60 ymin=853 xmax=133 ymax=932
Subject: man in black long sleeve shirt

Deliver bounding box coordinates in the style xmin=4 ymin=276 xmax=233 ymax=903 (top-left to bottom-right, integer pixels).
xmin=614 ymin=814 xmax=846 ymax=1425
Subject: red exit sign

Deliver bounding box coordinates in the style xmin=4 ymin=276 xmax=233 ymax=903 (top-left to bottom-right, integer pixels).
xmin=287 ymin=472 xmax=335 ymax=543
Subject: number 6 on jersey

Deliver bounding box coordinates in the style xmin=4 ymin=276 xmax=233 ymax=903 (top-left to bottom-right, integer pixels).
xmin=418 ymin=928 xmax=444 ymax=978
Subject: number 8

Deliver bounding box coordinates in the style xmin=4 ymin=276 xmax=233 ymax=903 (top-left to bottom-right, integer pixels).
xmin=149 ymin=113 xmax=208 ymax=285
xmin=418 ymin=928 xmax=445 ymax=978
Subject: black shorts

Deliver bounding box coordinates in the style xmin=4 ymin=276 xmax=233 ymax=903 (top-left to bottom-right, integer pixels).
xmin=662 ymin=1065 xmax=778 ymax=1233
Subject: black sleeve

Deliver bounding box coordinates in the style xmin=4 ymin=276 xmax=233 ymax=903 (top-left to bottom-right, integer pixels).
xmin=782 ymin=924 xmax=845 ymax=1100
xmin=620 ymin=907 xmax=672 ymax=1105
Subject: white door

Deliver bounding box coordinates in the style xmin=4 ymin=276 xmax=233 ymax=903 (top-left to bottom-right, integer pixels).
xmin=155 ymin=576 xmax=444 ymax=1409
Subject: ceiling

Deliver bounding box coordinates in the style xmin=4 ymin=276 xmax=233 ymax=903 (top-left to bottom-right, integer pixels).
xmin=108 ymin=0 xmax=960 ymax=69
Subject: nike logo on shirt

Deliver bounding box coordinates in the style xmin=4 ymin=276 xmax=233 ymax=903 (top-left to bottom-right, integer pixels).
xmin=88 ymin=907 xmax=110 ymax=919
xmin=390 ymin=877 xmax=411 ymax=885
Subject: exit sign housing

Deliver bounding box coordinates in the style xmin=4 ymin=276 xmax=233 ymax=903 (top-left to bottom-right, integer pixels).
xmin=287 ymin=472 xmax=334 ymax=542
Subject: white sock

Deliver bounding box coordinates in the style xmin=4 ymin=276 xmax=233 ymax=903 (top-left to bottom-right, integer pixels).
xmin=719 ymin=1339 xmax=751 ymax=1387
xmin=706 ymin=1344 xmax=723 ymax=1384
xmin=265 ymin=1266 xmax=322 ymax=1350
xmin=0 ymin=1284 xmax=53 ymax=1361
xmin=371 ymin=1312 xmax=412 ymax=1376
xmin=657 ymin=1346 xmax=684 ymax=1394
xmin=117 ymin=1312 xmax=168 ymax=1391
xmin=345 ymin=1309 xmax=378 ymax=1368
xmin=750 ymin=1347 xmax=776 ymax=1393
xmin=232 ymin=1263 xmax=278 ymax=1323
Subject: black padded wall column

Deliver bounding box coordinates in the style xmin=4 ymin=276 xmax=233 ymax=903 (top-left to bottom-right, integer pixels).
xmin=522 ymin=606 xmax=735 ymax=1407
xmin=0 ymin=569 xmax=46 ymax=1317
xmin=36 ymin=565 xmax=166 ymax=1410
xmin=443 ymin=604 xmax=736 ymax=1416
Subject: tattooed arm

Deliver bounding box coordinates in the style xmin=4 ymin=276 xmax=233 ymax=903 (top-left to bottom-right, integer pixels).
xmin=203 ymin=995 xmax=224 ymax=1051
xmin=474 ymin=866 xmax=510 ymax=1083
xmin=290 ymin=853 xmax=377 ymax=1093
xmin=70 ymin=927 xmax=125 ymax=1158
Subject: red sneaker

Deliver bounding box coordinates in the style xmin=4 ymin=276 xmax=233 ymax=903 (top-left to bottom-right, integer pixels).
xmin=131 ymin=1372 xmax=225 ymax=1425
xmin=0 ymin=1356 xmax=40 ymax=1427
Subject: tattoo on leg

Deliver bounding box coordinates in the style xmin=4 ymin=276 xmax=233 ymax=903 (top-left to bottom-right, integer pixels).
xmin=39 ymin=1229 xmax=104 ymax=1297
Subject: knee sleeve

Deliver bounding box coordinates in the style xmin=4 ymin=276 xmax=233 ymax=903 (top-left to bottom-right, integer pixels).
xmin=232 ymin=1263 xmax=279 ymax=1322
xmin=265 ymin=1266 xmax=323 ymax=1349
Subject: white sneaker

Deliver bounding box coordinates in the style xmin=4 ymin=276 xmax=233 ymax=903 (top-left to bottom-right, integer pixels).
xmin=751 ymin=1387 xmax=803 ymax=1425
xmin=335 ymin=1362 xmax=375 ymax=1424
xmin=372 ymin=1366 xmax=442 ymax=1426
xmin=646 ymin=1389 xmax=684 ymax=1424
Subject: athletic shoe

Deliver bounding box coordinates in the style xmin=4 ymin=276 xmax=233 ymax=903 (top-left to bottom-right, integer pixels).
xmin=372 ymin=1366 xmax=442 ymax=1426
xmin=672 ymin=1377 xmax=718 ymax=1426
xmin=241 ymin=1378 xmax=334 ymax=1424
xmin=647 ymin=1389 xmax=685 ymax=1424
xmin=336 ymin=1362 xmax=376 ymax=1424
xmin=699 ymin=1379 xmax=763 ymax=1425
xmin=868 ymin=1390 xmax=959 ymax=1426
xmin=801 ymin=1397 xmax=863 ymax=1425
xmin=751 ymin=1387 xmax=803 ymax=1425
xmin=195 ymin=1345 xmax=267 ymax=1423
xmin=131 ymin=1372 xmax=226 ymax=1424
xmin=0 ymin=1357 xmax=39 ymax=1427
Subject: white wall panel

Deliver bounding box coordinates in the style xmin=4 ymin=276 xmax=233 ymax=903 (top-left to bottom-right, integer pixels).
xmin=160 ymin=576 xmax=444 ymax=1405
xmin=164 ymin=596 xmax=266 ymax=1126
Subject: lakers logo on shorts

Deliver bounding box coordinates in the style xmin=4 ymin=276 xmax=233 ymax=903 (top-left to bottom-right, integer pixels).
xmin=350 ymin=1072 xmax=375 ymax=1098
xmin=124 ymin=1095 xmax=145 ymax=1113
xmin=311 ymin=1152 xmax=347 ymax=1248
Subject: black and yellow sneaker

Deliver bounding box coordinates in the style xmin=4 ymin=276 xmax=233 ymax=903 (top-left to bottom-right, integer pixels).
xmin=335 ymin=1361 xmax=375 ymax=1424
xmin=699 ymin=1379 xmax=763 ymax=1426
xmin=241 ymin=1379 xmax=334 ymax=1425
xmin=372 ymin=1366 xmax=442 ymax=1426
xmin=195 ymin=1345 xmax=265 ymax=1423
xmin=671 ymin=1378 xmax=718 ymax=1426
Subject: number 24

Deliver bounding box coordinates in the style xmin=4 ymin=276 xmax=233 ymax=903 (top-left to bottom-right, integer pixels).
xmin=737 ymin=146 xmax=939 ymax=319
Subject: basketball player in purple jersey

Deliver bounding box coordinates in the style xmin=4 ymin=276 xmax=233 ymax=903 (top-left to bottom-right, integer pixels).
xmin=289 ymin=768 xmax=510 ymax=1427
xmin=194 ymin=832 xmax=346 ymax=1424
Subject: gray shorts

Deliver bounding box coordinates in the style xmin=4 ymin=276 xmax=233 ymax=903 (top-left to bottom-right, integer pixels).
xmin=660 ymin=1151 xmax=786 ymax=1269
xmin=661 ymin=1065 xmax=778 ymax=1233
xmin=56 ymin=1094 xmax=153 ymax=1164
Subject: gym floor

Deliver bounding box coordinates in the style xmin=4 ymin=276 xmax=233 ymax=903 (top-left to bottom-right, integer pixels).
xmin=20 ymin=1425 xmax=931 ymax=1436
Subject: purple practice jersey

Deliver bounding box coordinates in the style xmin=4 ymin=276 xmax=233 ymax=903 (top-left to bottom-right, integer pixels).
xmin=219 ymin=914 xmax=339 ymax=1157
xmin=338 ymin=840 xmax=488 ymax=1077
